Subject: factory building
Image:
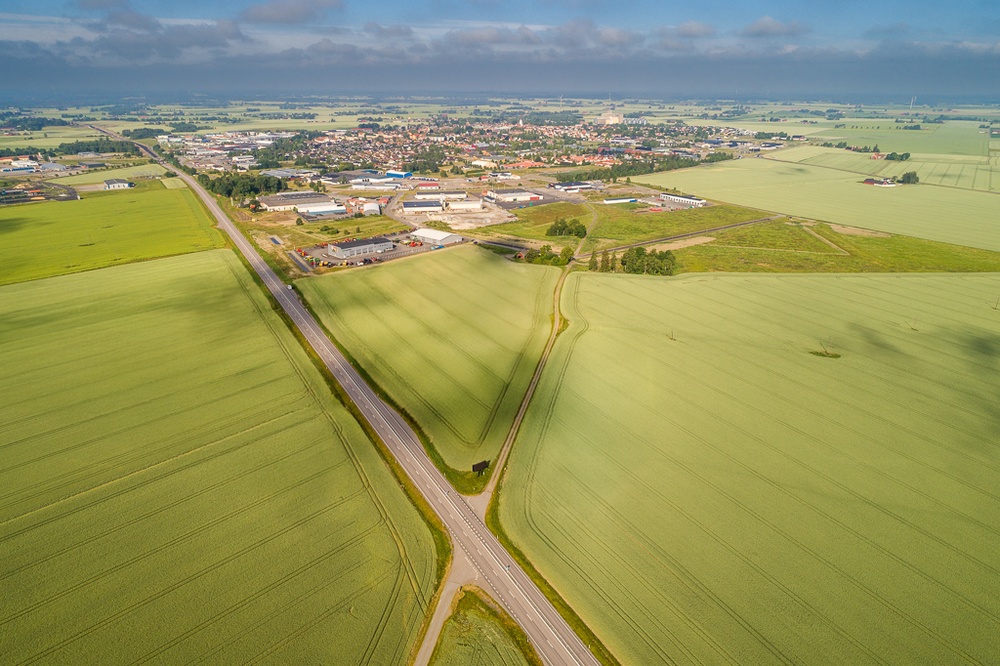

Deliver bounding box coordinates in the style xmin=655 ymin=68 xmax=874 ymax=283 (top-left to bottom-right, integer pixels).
xmin=403 ymin=200 xmax=444 ymax=214
xmin=259 ymin=192 xmax=336 ymax=212
xmin=659 ymin=193 xmax=708 ymax=208
xmin=411 ymin=228 xmax=463 ymax=246
xmin=104 ymin=179 xmax=135 ymax=190
xmin=446 ymin=198 xmax=483 ymax=212
xmin=486 ymin=189 xmax=542 ymax=203
xmin=328 ymin=237 xmax=393 ymax=259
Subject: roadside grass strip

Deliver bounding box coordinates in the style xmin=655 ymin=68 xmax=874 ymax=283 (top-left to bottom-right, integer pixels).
xmin=636 ymin=158 xmax=1000 ymax=252
xmin=296 ymin=245 xmax=559 ymax=477
xmin=429 ymin=587 xmax=541 ymax=666
xmin=499 ymin=270 xmax=1000 ymax=665
xmin=0 ymin=186 xmax=223 ymax=285
xmin=0 ymin=250 xmax=438 ymax=664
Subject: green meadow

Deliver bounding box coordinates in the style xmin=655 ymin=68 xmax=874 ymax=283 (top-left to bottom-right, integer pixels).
xmin=499 ymin=270 xmax=1000 ymax=665
xmin=0 ymin=250 xmax=438 ymax=663
xmin=0 ymin=183 xmax=223 ymax=285
xmin=297 ymin=246 xmax=559 ymax=489
xmin=429 ymin=587 xmax=540 ymax=666
xmin=672 ymin=220 xmax=1000 ymax=273
xmin=635 ymin=158 xmax=1000 ymax=251
xmin=53 ymin=163 xmax=168 ymax=185
xmin=586 ymin=203 xmax=768 ymax=251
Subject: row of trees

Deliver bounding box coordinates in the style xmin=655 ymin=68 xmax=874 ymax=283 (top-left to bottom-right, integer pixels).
xmin=556 ymin=155 xmax=699 ymax=183
xmin=197 ymin=173 xmax=285 ymax=199
xmin=885 ymin=152 xmax=911 ymax=161
xmin=523 ymin=245 xmax=575 ymax=266
xmin=589 ymin=247 xmax=677 ymax=275
xmin=546 ymin=217 xmax=587 ymax=238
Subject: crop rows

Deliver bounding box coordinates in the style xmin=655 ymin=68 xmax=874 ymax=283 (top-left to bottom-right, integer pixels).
xmin=297 ymin=245 xmax=559 ymax=472
xmin=500 ymin=271 xmax=1000 ymax=665
xmin=0 ymin=250 xmax=437 ymax=664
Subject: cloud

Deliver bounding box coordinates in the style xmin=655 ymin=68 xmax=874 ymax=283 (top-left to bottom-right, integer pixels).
xmin=76 ymin=0 xmax=129 ymax=9
xmin=363 ymin=22 xmax=413 ymax=38
xmin=741 ymin=16 xmax=808 ymax=38
xmin=240 ymin=0 xmax=342 ymax=24
xmin=103 ymin=9 xmax=161 ymax=32
xmin=863 ymin=23 xmax=910 ymax=40
xmin=675 ymin=21 xmax=715 ymax=39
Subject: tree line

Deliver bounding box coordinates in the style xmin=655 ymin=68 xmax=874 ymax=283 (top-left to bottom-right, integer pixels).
xmin=197 ymin=173 xmax=286 ymax=199
xmin=589 ymin=246 xmax=677 ymax=275
xmin=546 ymin=217 xmax=587 ymax=238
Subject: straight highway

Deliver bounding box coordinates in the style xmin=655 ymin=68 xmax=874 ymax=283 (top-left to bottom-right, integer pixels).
xmin=157 ymin=157 xmax=601 ymax=666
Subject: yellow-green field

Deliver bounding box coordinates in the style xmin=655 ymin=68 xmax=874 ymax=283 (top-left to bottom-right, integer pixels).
xmin=53 ymin=163 xmax=168 ymax=185
xmin=0 ymin=125 xmax=104 ymax=150
xmin=672 ymin=220 xmax=1000 ymax=273
xmin=429 ymin=588 xmax=540 ymax=666
xmin=0 ymin=250 xmax=438 ymax=663
xmin=499 ymin=270 xmax=1000 ymax=665
xmin=297 ymin=246 xmax=559 ymax=489
xmin=635 ymin=158 xmax=1000 ymax=251
xmin=0 ymin=183 xmax=223 ymax=285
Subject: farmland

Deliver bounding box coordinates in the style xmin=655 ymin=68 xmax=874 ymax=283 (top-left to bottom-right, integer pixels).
xmin=296 ymin=245 xmax=559 ymax=488
xmin=0 ymin=183 xmax=223 ymax=285
xmin=773 ymin=145 xmax=1000 ymax=194
xmin=635 ymin=158 xmax=1000 ymax=252
xmin=585 ymin=203 xmax=769 ymax=252
xmin=672 ymin=219 xmax=1000 ymax=273
xmin=0 ymin=125 xmax=105 ymax=150
xmin=0 ymin=250 xmax=439 ymax=664
xmin=499 ymin=270 xmax=1000 ymax=665
xmin=429 ymin=587 xmax=540 ymax=666
xmin=53 ymin=163 xmax=168 ymax=185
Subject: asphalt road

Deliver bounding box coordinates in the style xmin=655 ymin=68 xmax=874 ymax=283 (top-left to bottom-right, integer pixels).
xmin=166 ymin=164 xmax=601 ymax=666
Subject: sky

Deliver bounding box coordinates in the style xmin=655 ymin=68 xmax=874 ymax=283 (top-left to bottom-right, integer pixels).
xmin=1 ymin=0 xmax=999 ymax=101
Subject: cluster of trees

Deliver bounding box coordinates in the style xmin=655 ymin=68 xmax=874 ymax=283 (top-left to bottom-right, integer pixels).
xmin=589 ymin=247 xmax=677 ymax=275
xmin=523 ymin=245 xmax=575 ymax=266
xmin=122 ymin=127 xmax=167 ymax=140
xmin=0 ymin=115 xmax=69 ymax=131
xmin=197 ymin=173 xmax=285 ymax=199
xmin=556 ymin=154 xmax=698 ymax=183
xmin=57 ymin=138 xmax=141 ymax=156
xmin=546 ymin=217 xmax=587 ymax=238
xmin=885 ymin=152 xmax=911 ymax=161
xmin=402 ymin=146 xmax=446 ymax=173
xmin=252 ymin=133 xmax=323 ymax=169
xmin=899 ymin=171 xmax=920 ymax=184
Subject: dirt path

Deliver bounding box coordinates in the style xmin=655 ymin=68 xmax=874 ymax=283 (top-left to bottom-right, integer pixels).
xmin=578 ymin=214 xmax=783 ymax=258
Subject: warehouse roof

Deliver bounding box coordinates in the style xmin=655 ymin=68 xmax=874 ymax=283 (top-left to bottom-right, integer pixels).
xmin=332 ymin=237 xmax=392 ymax=250
xmin=412 ymin=228 xmax=456 ymax=242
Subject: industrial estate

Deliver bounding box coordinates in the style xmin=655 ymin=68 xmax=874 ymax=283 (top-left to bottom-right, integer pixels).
xmin=3 ymin=95 xmax=1000 ymax=665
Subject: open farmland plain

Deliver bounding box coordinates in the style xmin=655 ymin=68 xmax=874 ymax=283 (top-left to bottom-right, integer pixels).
xmin=0 ymin=183 xmax=223 ymax=285
xmin=585 ymin=203 xmax=769 ymax=252
xmin=53 ymin=163 xmax=168 ymax=185
xmin=297 ymin=246 xmax=559 ymax=489
xmin=429 ymin=587 xmax=540 ymax=666
xmin=498 ymin=271 xmax=1000 ymax=665
xmin=0 ymin=250 xmax=438 ymax=663
xmin=636 ymin=158 xmax=1000 ymax=251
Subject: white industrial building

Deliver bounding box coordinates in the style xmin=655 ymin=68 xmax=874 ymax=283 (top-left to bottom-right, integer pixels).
xmin=446 ymin=198 xmax=483 ymax=212
xmin=362 ymin=202 xmax=381 ymax=215
xmin=259 ymin=192 xmax=336 ymax=212
xmin=659 ymin=193 xmax=708 ymax=207
xmin=487 ymin=189 xmax=542 ymax=203
xmin=328 ymin=237 xmax=393 ymax=259
xmin=104 ymin=179 xmax=135 ymax=190
xmin=296 ymin=201 xmax=347 ymax=215
xmin=411 ymin=228 xmax=463 ymax=246
xmin=403 ymin=200 xmax=444 ymax=214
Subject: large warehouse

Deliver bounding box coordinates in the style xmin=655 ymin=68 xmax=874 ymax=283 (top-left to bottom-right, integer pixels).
xmin=447 ymin=198 xmax=483 ymax=212
xmin=660 ymin=193 xmax=708 ymax=207
xmin=412 ymin=228 xmax=463 ymax=246
xmin=327 ymin=237 xmax=394 ymax=259
xmin=403 ymin=200 xmax=444 ymax=214
xmin=259 ymin=192 xmax=335 ymax=211
xmin=487 ymin=189 xmax=542 ymax=203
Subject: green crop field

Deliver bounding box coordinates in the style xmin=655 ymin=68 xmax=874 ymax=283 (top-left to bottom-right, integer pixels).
xmin=586 ymin=203 xmax=769 ymax=251
xmin=0 ymin=125 xmax=105 ymax=150
xmin=0 ymin=185 xmax=222 ymax=285
xmin=0 ymin=250 xmax=438 ymax=663
xmin=635 ymin=158 xmax=1000 ymax=252
xmin=773 ymin=145 xmax=1000 ymax=193
xmin=53 ymin=163 xmax=168 ymax=185
xmin=429 ymin=587 xmax=540 ymax=666
xmin=672 ymin=220 xmax=1000 ymax=273
xmin=499 ymin=271 xmax=1000 ymax=665
xmin=297 ymin=246 xmax=559 ymax=488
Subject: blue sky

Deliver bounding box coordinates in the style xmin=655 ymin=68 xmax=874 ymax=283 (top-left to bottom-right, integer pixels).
xmin=1 ymin=0 xmax=998 ymax=100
